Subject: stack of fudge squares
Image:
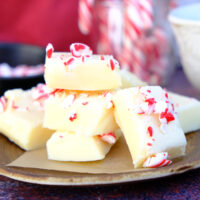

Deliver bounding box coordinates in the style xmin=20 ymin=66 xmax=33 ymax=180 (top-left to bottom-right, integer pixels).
xmin=44 ymin=43 xmax=186 ymax=168
xmin=3 ymin=42 xmax=200 ymax=168
xmin=44 ymin=43 xmax=122 ymax=162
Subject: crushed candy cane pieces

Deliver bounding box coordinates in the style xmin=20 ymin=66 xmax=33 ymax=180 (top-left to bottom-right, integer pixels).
xmin=147 ymin=126 xmax=153 ymax=137
xmin=99 ymin=132 xmax=116 ymax=144
xmin=46 ymin=43 xmax=54 ymax=59
xmin=70 ymin=43 xmax=92 ymax=58
xmin=32 ymin=84 xmax=50 ymax=101
xmin=143 ymin=152 xmax=172 ymax=168
xmin=0 ymin=96 xmax=7 ymax=112
xmin=160 ymin=108 xmax=175 ymax=124
xmin=11 ymin=100 xmax=29 ymax=112
xmin=69 ymin=112 xmax=77 ymax=121
xmin=109 ymin=59 xmax=115 ymax=70
xmin=64 ymin=57 xmax=75 ymax=66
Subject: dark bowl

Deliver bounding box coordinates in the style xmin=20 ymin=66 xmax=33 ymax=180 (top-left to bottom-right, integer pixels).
xmin=0 ymin=43 xmax=46 ymax=95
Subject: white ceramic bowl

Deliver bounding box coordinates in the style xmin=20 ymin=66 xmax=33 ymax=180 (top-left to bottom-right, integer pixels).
xmin=169 ymin=4 xmax=200 ymax=91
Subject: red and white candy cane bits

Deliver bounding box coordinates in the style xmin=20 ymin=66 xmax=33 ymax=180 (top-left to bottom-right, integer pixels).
xmin=0 ymin=96 xmax=7 ymax=112
xmin=46 ymin=43 xmax=54 ymax=59
xmin=143 ymin=152 xmax=172 ymax=168
xmin=70 ymin=43 xmax=92 ymax=58
xmin=99 ymin=132 xmax=116 ymax=144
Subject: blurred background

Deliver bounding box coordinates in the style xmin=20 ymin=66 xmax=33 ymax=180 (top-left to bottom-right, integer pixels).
xmin=0 ymin=0 xmax=200 ymax=93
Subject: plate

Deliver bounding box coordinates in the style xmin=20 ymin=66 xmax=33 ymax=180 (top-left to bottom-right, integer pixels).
xmin=0 ymin=132 xmax=200 ymax=186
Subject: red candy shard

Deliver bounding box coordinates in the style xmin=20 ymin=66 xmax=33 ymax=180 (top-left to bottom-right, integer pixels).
xmin=147 ymin=90 xmax=151 ymax=93
xmin=165 ymin=92 xmax=168 ymax=98
xmin=64 ymin=58 xmax=74 ymax=66
xmin=74 ymin=43 xmax=86 ymax=51
xmin=50 ymin=89 xmax=64 ymax=96
xmin=99 ymin=132 xmax=116 ymax=144
xmin=145 ymin=98 xmax=156 ymax=106
xmin=110 ymin=59 xmax=115 ymax=70
xmin=69 ymin=113 xmax=77 ymax=121
xmin=70 ymin=43 xmax=92 ymax=58
xmin=82 ymin=56 xmax=85 ymax=62
xmin=160 ymin=108 xmax=175 ymax=124
xmin=100 ymin=56 xmax=105 ymax=60
xmin=46 ymin=43 xmax=54 ymax=59
xmin=147 ymin=126 xmax=153 ymax=137
xmin=82 ymin=101 xmax=88 ymax=105
xmin=147 ymin=143 xmax=152 ymax=146
xmin=11 ymin=100 xmax=18 ymax=109
xmin=0 ymin=96 xmax=7 ymax=112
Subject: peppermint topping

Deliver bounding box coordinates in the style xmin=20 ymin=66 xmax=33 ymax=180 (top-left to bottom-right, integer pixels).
xmin=70 ymin=43 xmax=92 ymax=58
xmin=46 ymin=43 xmax=54 ymax=59
xmin=69 ymin=112 xmax=77 ymax=121
xmin=100 ymin=56 xmax=105 ymax=60
xmin=147 ymin=126 xmax=153 ymax=137
xmin=160 ymin=108 xmax=175 ymax=124
xmin=82 ymin=101 xmax=88 ymax=105
xmin=50 ymin=89 xmax=64 ymax=96
xmin=99 ymin=132 xmax=116 ymax=144
xmin=32 ymin=84 xmax=64 ymax=102
xmin=143 ymin=152 xmax=172 ymax=168
xmin=64 ymin=57 xmax=75 ymax=66
xmin=136 ymin=87 xmax=176 ymax=133
xmin=109 ymin=59 xmax=115 ymax=70
xmin=146 ymin=137 xmax=155 ymax=150
xmin=32 ymin=84 xmax=50 ymax=101
xmin=11 ymin=100 xmax=29 ymax=112
xmin=145 ymin=98 xmax=156 ymax=106
xmin=82 ymin=56 xmax=85 ymax=62
xmin=0 ymin=96 xmax=7 ymax=112
xmin=103 ymin=92 xmax=114 ymax=109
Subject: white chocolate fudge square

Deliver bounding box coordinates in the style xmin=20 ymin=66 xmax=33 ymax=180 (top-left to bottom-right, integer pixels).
xmin=45 ymin=52 xmax=121 ymax=91
xmin=113 ymin=86 xmax=187 ymax=168
xmin=118 ymin=69 xmax=200 ymax=134
xmin=43 ymin=90 xmax=118 ymax=136
xmin=119 ymin=69 xmax=147 ymax=89
xmin=0 ymin=88 xmax=53 ymax=151
xmin=169 ymin=92 xmax=200 ymax=133
xmin=47 ymin=130 xmax=121 ymax=161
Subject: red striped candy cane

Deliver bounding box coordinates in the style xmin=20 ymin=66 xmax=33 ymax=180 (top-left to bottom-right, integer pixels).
xmin=96 ymin=4 xmax=113 ymax=54
xmin=138 ymin=0 xmax=153 ymax=30
xmin=78 ymin=0 xmax=95 ymax=35
xmin=121 ymin=0 xmax=146 ymax=72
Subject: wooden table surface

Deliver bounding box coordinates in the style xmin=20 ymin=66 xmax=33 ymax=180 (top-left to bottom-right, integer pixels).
xmin=0 ymin=69 xmax=200 ymax=200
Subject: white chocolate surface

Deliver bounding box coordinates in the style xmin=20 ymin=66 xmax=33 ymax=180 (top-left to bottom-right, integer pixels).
xmin=45 ymin=53 xmax=121 ymax=91
xmin=169 ymin=92 xmax=200 ymax=133
xmin=43 ymin=90 xmax=118 ymax=136
xmin=47 ymin=129 xmax=121 ymax=162
xmin=113 ymin=86 xmax=187 ymax=168
xmin=0 ymin=88 xmax=53 ymax=151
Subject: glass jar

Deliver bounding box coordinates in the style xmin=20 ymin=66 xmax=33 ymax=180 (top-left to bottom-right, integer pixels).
xmin=91 ymin=0 xmax=176 ymax=85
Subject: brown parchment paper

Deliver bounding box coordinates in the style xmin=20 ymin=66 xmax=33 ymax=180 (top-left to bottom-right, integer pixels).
xmin=7 ymin=137 xmax=145 ymax=174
